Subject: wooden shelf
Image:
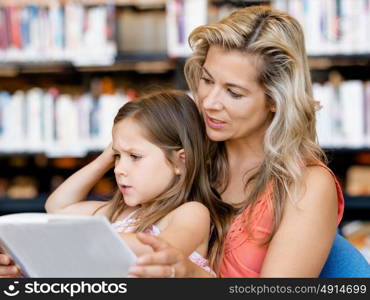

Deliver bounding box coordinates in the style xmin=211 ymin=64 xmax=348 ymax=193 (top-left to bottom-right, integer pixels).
xmin=0 ymin=197 xmax=47 ymax=215
xmin=344 ymin=195 xmax=370 ymax=211
xmin=0 ymin=194 xmax=369 ymax=212
xmin=0 ymin=55 xmax=175 ymax=77
xmin=323 ymin=147 xmax=370 ymax=153
xmin=0 ymin=196 xmax=108 ymax=215
xmin=211 ymin=0 xmax=270 ymax=6
xmin=309 ymin=55 xmax=370 ymax=70
xmin=0 ymin=0 xmax=166 ymax=8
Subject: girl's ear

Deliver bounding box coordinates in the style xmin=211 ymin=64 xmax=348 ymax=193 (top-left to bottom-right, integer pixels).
xmin=178 ymin=149 xmax=185 ymax=163
xmin=174 ymin=149 xmax=185 ymax=175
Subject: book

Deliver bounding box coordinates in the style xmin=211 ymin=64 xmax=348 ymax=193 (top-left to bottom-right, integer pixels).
xmin=346 ymin=165 xmax=370 ymax=196
xmin=0 ymin=213 xmax=136 ymax=278
xmin=342 ymin=221 xmax=370 ymax=263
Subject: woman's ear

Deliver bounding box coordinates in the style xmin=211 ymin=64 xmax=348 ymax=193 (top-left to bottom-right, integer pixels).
xmin=269 ymin=100 xmax=276 ymax=112
xmin=174 ymin=149 xmax=185 ymax=175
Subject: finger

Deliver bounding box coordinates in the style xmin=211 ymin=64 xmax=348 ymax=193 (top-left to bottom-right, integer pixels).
xmin=136 ymin=233 xmax=170 ymax=252
xmin=15 ymin=264 xmax=25 ymax=275
xmin=0 ymin=254 xmax=12 ymax=265
xmin=128 ymin=265 xmax=174 ymax=278
xmin=0 ymin=265 xmax=19 ymax=277
xmin=136 ymin=249 xmax=181 ymax=266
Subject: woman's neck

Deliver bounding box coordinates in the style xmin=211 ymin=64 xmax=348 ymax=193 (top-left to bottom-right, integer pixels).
xmin=225 ymin=137 xmax=265 ymax=170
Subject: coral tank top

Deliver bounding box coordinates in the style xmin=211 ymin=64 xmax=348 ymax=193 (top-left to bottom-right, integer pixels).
xmin=219 ymin=164 xmax=345 ymax=277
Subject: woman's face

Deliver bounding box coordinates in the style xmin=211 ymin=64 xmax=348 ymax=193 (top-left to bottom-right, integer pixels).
xmin=197 ymin=45 xmax=274 ymax=143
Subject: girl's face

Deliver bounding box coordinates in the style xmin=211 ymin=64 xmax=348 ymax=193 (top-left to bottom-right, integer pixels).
xmin=112 ymin=118 xmax=177 ymax=207
xmin=197 ymin=45 xmax=273 ymax=144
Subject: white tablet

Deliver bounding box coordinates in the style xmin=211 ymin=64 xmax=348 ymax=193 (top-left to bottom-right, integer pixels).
xmin=0 ymin=213 xmax=137 ymax=277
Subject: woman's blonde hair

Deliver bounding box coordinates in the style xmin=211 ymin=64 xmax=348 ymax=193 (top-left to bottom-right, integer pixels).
xmin=106 ymin=90 xmax=234 ymax=272
xmin=185 ymin=6 xmax=326 ymax=243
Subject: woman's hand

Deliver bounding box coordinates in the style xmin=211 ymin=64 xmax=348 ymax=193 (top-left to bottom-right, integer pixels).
xmin=127 ymin=233 xmax=190 ymax=278
xmin=0 ymin=250 xmax=22 ymax=278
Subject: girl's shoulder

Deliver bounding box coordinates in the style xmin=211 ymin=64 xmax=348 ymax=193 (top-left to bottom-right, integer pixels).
xmin=156 ymin=201 xmax=210 ymax=231
xmin=168 ymin=201 xmax=210 ymax=219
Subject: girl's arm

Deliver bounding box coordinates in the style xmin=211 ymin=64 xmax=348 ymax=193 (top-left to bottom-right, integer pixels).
xmin=121 ymin=202 xmax=212 ymax=268
xmin=260 ymin=166 xmax=338 ymax=277
xmin=45 ymin=145 xmax=115 ymax=214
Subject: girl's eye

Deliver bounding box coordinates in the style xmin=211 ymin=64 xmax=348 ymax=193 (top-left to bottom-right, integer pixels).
xmin=113 ymin=154 xmax=120 ymax=160
xmin=130 ymin=154 xmax=142 ymax=161
xmin=201 ymin=77 xmax=213 ymax=85
xmin=227 ymin=89 xmax=243 ymax=99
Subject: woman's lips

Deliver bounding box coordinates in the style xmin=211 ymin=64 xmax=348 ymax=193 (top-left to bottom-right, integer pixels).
xmin=205 ymin=115 xmax=226 ymax=129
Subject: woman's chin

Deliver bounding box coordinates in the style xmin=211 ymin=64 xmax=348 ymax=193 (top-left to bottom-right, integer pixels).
xmin=206 ymin=130 xmax=229 ymax=142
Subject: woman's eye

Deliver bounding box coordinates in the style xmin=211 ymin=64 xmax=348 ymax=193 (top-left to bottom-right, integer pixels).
xmin=201 ymin=77 xmax=213 ymax=85
xmin=113 ymin=154 xmax=120 ymax=160
xmin=227 ymin=89 xmax=243 ymax=99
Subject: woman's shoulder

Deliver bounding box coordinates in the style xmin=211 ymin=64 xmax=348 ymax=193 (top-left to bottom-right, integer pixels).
xmin=293 ymin=164 xmax=339 ymax=211
xmin=302 ymin=163 xmax=335 ymax=185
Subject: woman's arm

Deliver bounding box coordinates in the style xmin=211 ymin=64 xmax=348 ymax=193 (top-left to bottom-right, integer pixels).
xmin=128 ymin=233 xmax=215 ymax=278
xmin=45 ymin=144 xmax=115 ymax=214
xmin=260 ymin=166 xmax=338 ymax=277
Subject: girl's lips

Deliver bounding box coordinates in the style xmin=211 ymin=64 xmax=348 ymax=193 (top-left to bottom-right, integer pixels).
xmin=205 ymin=115 xmax=226 ymax=129
xmin=119 ymin=185 xmax=132 ymax=194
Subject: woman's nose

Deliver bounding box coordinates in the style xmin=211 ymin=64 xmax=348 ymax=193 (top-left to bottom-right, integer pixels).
xmin=202 ymin=88 xmax=224 ymax=111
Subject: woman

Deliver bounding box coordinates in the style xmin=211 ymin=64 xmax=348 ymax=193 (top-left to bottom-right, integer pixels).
xmin=127 ymin=6 xmax=345 ymax=278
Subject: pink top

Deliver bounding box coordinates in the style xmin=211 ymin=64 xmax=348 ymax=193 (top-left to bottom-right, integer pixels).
xmin=220 ymin=164 xmax=345 ymax=278
xmin=111 ymin=210 xmax=216 ymax=276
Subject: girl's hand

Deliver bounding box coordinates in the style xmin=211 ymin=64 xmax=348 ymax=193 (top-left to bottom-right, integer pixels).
xmin=0 ymin=250 xmax=22 ymax=278
xmin=98 ymin=142 xmax=116 ymax=170
xmin=128 ymin=233 xmax=190 ymax=278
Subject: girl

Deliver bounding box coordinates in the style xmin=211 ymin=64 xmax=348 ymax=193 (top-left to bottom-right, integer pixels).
xmin=43 ymin=90 xmax=233 ymax=276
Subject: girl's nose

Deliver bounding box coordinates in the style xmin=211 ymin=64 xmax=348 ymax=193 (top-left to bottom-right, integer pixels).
xmin=114 ymin=161 xmax=128 ymax=177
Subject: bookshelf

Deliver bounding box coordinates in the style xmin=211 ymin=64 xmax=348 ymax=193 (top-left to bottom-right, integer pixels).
xmin=0 ymin=0 xmax=205 ymax=213
xmin=0 ymin=0 xmax=167 ymax=9
xmin=1 ymin=0 xmax=370 ymax=227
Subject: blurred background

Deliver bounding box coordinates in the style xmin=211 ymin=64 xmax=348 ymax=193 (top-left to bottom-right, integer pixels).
xmin=0 ymin=0 xmax=369 ymax=262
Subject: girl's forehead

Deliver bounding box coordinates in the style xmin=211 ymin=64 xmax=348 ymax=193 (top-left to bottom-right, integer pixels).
xmin=112 ymin=119 xmax=157 ymax=153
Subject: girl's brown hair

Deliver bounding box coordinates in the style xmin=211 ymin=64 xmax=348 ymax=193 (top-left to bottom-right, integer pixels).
xmin=107 ymin=90 xmax=233 ymax=273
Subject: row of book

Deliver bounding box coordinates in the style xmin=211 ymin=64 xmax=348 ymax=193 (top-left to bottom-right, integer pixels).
xmin=314 ymin=80 xmax=370 ymax=148
xmin=272 ymin=0 xmax=370 ymax=55
xmin=166 ymin=0 xmax=207 ymax=57
xmin=0 ymin=174 xmax=115 ymax=200
xmin=0 ymin=0 xmax=208 ymax=64
xmin=342 ymin=220 xmax=370 ymax=263
xmin=0 ymin=3 xmax=117 ymax=66
xmin=0 ymin=88 xmax=128 ymax=157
